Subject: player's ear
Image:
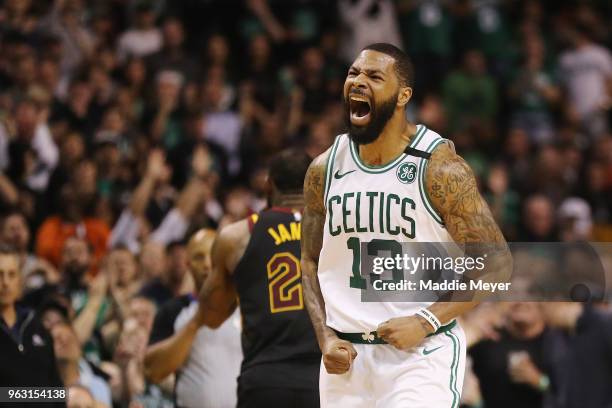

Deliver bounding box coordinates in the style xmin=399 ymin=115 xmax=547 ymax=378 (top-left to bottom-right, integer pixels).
xmin=397 ymin=86 xmax=412 ymax=108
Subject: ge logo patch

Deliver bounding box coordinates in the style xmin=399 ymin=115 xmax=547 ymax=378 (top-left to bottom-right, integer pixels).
xmin=397 ymin=162 xmax=417 ymax=184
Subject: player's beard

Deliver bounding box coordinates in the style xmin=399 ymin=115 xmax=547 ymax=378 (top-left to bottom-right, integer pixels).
xmin=344 ymin=91 xmax=398 ymax=145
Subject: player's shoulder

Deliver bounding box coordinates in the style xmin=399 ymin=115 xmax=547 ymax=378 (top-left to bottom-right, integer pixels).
xmin=308 ymin=134 xmax=348 ymax=179
xmin=304 ymin=135 xmax=345 ymax=208
xmin=214 ymin=216 xmax=254 ymax=272
xmin=424 ymin=133 xmax=477 ymax=208
xmin=216 ymin=218 xmax=251 ymax=249
xmin=309 ymin=134 xmax=344 ymax=169
xmin=427 ymin=142 xmax=474 ymax=189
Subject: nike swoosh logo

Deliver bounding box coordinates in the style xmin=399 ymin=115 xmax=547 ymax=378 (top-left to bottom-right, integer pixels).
xmin=334 ymin=169 xmax=356 ymax=179
xmin=423 ymin=346 xmax=443 ymax=355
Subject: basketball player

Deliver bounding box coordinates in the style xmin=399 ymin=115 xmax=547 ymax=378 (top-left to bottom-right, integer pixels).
xmin=196 ymin=149 xmax=321 ymax=408
xmin=301 ymin=43 xmax=511 ymax=407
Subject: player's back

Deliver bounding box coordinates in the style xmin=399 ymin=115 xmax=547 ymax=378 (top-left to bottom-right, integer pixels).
xmin=233 ymin=207 xmax=321 ymax=392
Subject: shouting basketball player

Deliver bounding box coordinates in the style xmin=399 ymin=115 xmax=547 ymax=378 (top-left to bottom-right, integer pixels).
xmin=301 ymin=43 xmax=511 ymax=407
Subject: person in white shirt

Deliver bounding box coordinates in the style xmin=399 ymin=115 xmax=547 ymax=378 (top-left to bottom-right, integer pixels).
xmin=117 ymin=3 xmax=162 ymax=62
xmin=559 ymin=23 xmax=612 ymax=136
xmin=144 ymin=229 xmax=242 ymax=408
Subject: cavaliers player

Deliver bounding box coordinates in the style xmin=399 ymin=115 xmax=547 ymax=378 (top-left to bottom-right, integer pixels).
xmin=196 ymin=149 xmax=321 ymax=408
xmin=300 ymin=43 xmax=511 ymax=407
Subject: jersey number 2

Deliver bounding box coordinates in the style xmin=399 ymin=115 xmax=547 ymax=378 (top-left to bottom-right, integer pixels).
xmin=267 ymin=252 xmax=304 ymax=313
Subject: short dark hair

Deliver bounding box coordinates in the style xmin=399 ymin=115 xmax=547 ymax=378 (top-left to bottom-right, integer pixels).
xmin=362 ymin=43 xmax=414 ymax=87
xmin=269 ymin=149 xmax=312 ymax=194
xmin=38 ymin=296 xmax=72 ymax=323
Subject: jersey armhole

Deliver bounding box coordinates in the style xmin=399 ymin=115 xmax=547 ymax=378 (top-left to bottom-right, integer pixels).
xmin=323 ymin=135 xmax=342 ymax=209
xmin=418 ymin=138 xmax=448 ymax=226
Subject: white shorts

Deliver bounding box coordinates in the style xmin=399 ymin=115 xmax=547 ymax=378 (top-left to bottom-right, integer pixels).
xmin=320 ymin=323 xmax=466 ymax=408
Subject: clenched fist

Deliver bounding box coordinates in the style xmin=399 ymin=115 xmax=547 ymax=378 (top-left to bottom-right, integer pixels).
xmin=322 ymin=337 xmax=358 ymax=374
xmin=377 ymin=315 xmax=433 ymax=350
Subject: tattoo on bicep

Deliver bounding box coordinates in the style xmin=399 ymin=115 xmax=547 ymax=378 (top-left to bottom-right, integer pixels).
xmin=427 ymin=149 xmax=505 ymax=244
xmin=304 ymin=163 xmax=325 ymax=212
xmin=302 ymin=160 xmax=327 ymax=255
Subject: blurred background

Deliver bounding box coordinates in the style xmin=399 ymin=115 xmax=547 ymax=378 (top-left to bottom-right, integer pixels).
xmin=0 ymin=0 xmax=611 ymax=407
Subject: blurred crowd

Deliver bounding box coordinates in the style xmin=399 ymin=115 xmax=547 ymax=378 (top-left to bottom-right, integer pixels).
xmin=0 ymin=0 xmax=611 ymax=407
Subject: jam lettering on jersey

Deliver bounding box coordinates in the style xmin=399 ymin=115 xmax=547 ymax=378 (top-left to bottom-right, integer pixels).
xmin=327 ymin=192 xmax=416 ymax=239
xmin=267 ymin=222 xmax=301 ymax=245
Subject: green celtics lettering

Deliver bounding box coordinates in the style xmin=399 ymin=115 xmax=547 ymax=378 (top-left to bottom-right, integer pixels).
xmin=327 ymin=192 xmax=416 ymax=238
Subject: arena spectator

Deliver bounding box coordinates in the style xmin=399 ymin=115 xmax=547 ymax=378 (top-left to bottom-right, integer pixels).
xmin=109 ymin=317 xmax=150 ymax=404
xmin=110 ymin=145 xmax=211 ymax=254
xmin=25 ymin=236 xmax=112 ymax=362
xmin=147 ymin=17 xmax=198 ymax=83
xmin=1 ymin=210 xmax=55 ymax=281
xmin=51 ymin=321 xmax=112 ymax=407
xmin=2 ymin=98 xmax=59 ymax=192
xmin=519 ymin=195 xmax=558 ymax=241
xmin=139 ymin=240 xmax=190 ymax=307
xmin=0 ymin=245 xmax=64 ymax=392
xmin=338 ymin=0 xmax=402 ymax=64
xmin=508 ymin=34 xmax=560 ymax=144
xmin=396 ymin=0 xmax=452 ymax=97
xmin=469 ymin=302 xmax=564 ymax=408
xmin=443 ymin=49 xmax=497 ymax=133
xmin=540 ymin=302 xmax=612 ymax=408
xmin=39 ymin=0 xmax=94 ymax=79
xmin=36 ymin=183 xmax=110 ymax=268
xmin=105 ymin=246 xmax=142 ymax=317
xmin=142 ymin=69 xmax=185 ymax=149
xmin=201 ymin=76 xmax=243 ymax=177
xmin=559 ymin=23 xmax=612 ymax=137
xmin=117 ymin=2 xmax=162 ymax=62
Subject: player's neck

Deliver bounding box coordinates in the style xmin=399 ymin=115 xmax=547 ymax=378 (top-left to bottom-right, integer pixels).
xmin=272 ymin=193 xmax=303 ymax=210
xmin=357 ymin=117 xmax=417 ymax=167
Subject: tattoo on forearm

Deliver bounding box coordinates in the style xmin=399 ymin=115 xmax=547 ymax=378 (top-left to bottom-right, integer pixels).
xmin=301 ymin=153 xmax=333 ymax=348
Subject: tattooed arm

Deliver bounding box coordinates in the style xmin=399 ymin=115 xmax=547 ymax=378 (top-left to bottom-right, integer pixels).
xmin=424 ymin=142 xmax=511 ymax=321
xmin=195 ymin=221 xmax=246 ymax=328
xmin=378 ymin=142 xmax=511 ymax=349
xmin=301 ymin=150 xmax=357 ymax=374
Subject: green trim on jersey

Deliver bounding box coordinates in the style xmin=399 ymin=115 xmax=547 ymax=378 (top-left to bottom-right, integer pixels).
xmin=410 ymin=124 xmax=428 ymax=150
xmin=418 ymin=138 xmax=447 ymax=225
xmin=324 ymin=135 xmax=342 ymax=207
xmin=445 ymin=330 xmax=461 ymax=408
xmin=349 ymin=125 xmax=426 ymax=174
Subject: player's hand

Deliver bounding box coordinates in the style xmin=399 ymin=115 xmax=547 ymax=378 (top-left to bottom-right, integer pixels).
xmin=322 ymin=337 xmax=357 ymax=374
xmin=377 ymin=315 xmax=433 ymax=351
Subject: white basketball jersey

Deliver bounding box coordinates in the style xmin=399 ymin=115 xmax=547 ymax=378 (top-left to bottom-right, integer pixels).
xmin=318 ymin=125 xmax=453 ymax=332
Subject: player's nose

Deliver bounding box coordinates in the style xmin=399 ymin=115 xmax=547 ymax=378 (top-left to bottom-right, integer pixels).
xmin=351 ymin=73 xmax=368 ymax=89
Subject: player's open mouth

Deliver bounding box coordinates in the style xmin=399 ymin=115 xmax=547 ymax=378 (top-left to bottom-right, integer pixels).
xmin=349 ymin=95 xmax=371 ymax=126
